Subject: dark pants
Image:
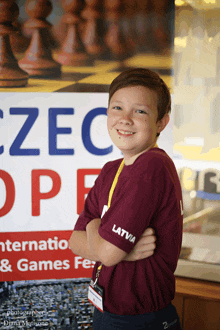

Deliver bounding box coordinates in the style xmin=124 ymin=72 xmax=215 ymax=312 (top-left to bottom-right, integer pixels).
xmin=93 ymin=303 xmax=182 ymax=330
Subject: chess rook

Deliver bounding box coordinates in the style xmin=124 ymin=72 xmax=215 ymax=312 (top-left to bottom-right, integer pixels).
xmin=57 ymin=0 xmax=92 ymax=66
xmin=19 ymin=0 xmax=61 ymax=77
xmin=0 ymin=0 xmax=28 ymax=87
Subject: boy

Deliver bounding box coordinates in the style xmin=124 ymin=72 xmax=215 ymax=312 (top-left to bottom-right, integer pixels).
xmin=70 ymin=68 xmax=183 ymax=329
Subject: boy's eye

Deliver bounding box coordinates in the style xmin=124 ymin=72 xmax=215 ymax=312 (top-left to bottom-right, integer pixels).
xmin=113 ymin=106 xmax=122 ymax=110
xmin=136 ymin=110 xmax=147 ymax=114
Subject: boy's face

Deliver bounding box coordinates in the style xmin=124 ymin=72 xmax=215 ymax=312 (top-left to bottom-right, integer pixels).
xmin=107 ymin=85 xmax=169 ymax=162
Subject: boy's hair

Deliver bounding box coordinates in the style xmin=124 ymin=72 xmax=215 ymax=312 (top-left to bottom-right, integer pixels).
xmin=108 ymin=68 xmax=171 ymax=122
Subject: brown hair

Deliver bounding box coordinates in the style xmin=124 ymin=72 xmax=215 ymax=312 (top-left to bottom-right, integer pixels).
xmin=108 ymin=68 xmax=171 ymax=122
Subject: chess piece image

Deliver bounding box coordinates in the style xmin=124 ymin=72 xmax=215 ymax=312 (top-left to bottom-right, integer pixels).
xmin=19 ymin=0 xmax=61 ymax=77
xmin=151 ymin=0 xmax=171 ymax=53
xmin=104 ymin=0 xmax=130 ymax=60
xmin=81 ymin=0 xmax=106 ymax=58
xmin=57 ymin=0 xmax=92 ymax=66
xmin=11 ymin=20 xmax=30 ymax=54
xmin=0 ymin=0 xmax=173 ymax=92
xmin=0 ymin=0 xmax=29 ymax=87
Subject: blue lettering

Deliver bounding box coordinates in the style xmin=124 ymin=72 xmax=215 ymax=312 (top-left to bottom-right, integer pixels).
xmin=10 ymin=108 xmax=39 ymax=156
xmin=0 ymin=109 xmax=3 ymax=155
xmin=49 ymin=108 xmax=74 ymax=155
xmin=82 ymin=107 xmax=113 ymax=155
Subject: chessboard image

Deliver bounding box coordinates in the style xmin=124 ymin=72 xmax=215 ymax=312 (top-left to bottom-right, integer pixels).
xmin=0 ymin=0 xmax=174 ymax=93
xmin=0 ymin=278 xmax=94 ymax=329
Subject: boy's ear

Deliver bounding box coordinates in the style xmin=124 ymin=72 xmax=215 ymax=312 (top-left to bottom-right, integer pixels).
xmin=157 ymin=114 xmax=170 ymax=134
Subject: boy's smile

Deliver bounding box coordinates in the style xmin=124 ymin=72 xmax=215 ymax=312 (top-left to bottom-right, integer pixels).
xmin=116 ymin=129 xmax=135 ymax=136
xmin=107 ymin=85 xmax=169 ymax=165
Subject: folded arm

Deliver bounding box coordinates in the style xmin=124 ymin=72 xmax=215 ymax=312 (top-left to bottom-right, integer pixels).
xmin=70 ymin=219 xmax=156 ymax=267
xmin=69 ymin=230 xmax=100 ymax=262
xmin=69 ymin=220 xmax=126 ymax=266
xmin=86 ymin=218 xmax=127 ymax=267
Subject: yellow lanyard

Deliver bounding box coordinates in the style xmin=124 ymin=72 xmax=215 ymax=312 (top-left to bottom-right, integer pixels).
xmin=108 ymin=143 xmax=158 ymax=209
xmin=95 ymin=159 xmax=125 ymax=279
xmin=107 ymin=159 xmax=125 ymax=209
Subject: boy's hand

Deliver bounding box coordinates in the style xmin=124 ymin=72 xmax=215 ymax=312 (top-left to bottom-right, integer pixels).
xmin=124 ymin=228 xmax=156 ymax=261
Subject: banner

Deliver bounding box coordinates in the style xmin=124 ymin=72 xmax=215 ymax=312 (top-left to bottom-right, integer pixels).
xmin=0 ymin=1 xmax=174 ymax=328
xmin=0 ymin=91 xmax=174 ymax=282
xmin=0 ymin=92 xmax=123 ymax=281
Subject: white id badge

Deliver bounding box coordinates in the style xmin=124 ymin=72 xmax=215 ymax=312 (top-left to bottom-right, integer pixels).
xmin=88 ymin=279 xmax=104 ymax=313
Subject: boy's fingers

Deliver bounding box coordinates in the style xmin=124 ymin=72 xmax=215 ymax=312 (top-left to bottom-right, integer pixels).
xmin=142 ymin=227 xmax=155 ymax=237
xmin=138 ymin=242 xmax=156 ymax=252
xmin=137 ymin=245 xmax=156 ymax=259
xmin=142 ymin=233 xmax=156 ymax=243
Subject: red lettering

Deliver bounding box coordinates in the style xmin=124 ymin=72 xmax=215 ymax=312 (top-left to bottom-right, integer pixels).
xmin=32 ymin=170 xmax=61 ymax=216
xmin=0 ymin=170 xmax=15 ymax=217
xmin=77 ymin=169 xmax=101 ymax=214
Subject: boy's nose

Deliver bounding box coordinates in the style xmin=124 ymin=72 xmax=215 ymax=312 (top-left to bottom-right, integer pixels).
xmin=119 ymin=114 xmax=133 ymax=124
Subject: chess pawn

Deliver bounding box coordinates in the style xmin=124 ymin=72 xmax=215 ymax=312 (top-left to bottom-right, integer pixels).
xmin=81 ymin=0 xmax=106 ymax=58
xmin=11 ymin=20 xmax=30 ymax=54
xmin=52 ymin=14 xmax=67 ymax=49
xmin=19 ymin=0 xmax=61 ymax=77
xmin=0 ymin=0 xmax=28 ymax=87
xmin=104 ymin=0 xmax=129 ymax=60
xmin=57 ymin=0 xmax=92 ymax=66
